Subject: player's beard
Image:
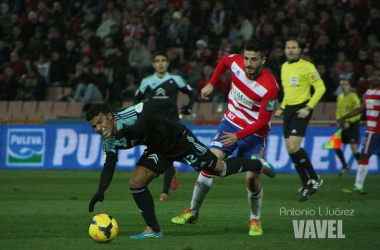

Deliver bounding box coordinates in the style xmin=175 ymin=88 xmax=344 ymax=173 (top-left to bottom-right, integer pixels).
xmin=246 ymin=64 xmax=262 ymax=79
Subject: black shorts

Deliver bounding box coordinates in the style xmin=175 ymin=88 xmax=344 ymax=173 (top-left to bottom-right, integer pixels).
xmin=342 ymin=121 xmax=360 ymax=144
xmin=136 ymin=127 xmax=218 ymax=175
xmin=283 ymin=101 xmax=312 ymax=138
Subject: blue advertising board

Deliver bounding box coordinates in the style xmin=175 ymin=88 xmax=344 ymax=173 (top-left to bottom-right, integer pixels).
xmin=0 ymin=122 xmax=379 ymax=173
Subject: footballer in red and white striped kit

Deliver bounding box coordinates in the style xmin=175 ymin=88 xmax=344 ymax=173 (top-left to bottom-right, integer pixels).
xmin=172 ymin=39 xmax=279 ymax=235
xmin=339 ymin=67 xmax=380 ymax=194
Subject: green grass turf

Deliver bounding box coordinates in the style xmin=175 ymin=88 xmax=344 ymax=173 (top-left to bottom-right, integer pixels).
xmin=0 ymin=170 xmax=379 ymax=250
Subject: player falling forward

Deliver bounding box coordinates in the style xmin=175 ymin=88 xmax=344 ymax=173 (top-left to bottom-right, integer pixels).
xmin=87 ymin=99 xmax=276 ymax=239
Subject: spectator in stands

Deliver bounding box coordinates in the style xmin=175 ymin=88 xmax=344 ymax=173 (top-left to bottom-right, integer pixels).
xmin=96 ymin=12 xmax=117 ymax=40
xmin=70 ymin=62 xmax=106 ymax=108
xmin=5 ymin=51 xmax=24 ymax=78
xmin=103 ymin=36 xmax=127 ymax=106
xmin=317 ymin=63 xmax=336 ymax=102
xmin=355 ymin=63 xmax=374 ymax=98
xmin=237 ymin=15 xmax=254 ymax=42
xmin=15 ymin=66 xmax=45 ymax=101
xmin=64 ymin=39 xmax=81 ymax=77
xmin=210 ymin=1 xmax=229 ymax=30
xmin=27 ymin=27 xmax=45 ymax=61
xmin=230 ymin=36 xmax=244 ymax=55
xmin=49 ymin=50 xmax=68 ymax=87
xmin=36 ymin=52 xmax=50 ymax=86
xmin=123 ymin=13 xmax=146 ymax=39
xmin=167 ymin=11 xmax=183 ymax=47
xmin=128 ymin=39 xmax=152 ymax=84
xmin=0 ymin=66 xmax=18 ymax=100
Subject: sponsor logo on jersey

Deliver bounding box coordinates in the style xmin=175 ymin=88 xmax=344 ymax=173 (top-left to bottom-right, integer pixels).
xmin=231 ymin=85 xmax=254 ymax=108
xmin=155 ymin=88 xmax=166 ymax=96
xmin=290 ymin=77 xmax=298 ymax=86
xmin=7 ymin=129 xmax=45 ymax=166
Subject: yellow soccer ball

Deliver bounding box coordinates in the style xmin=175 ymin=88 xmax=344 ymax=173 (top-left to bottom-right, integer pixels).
xmin=89 ymin=214 xmax=119 ymax=243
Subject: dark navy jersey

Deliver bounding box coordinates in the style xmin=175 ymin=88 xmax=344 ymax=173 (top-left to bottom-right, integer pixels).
xmin=101 ymin=100 xmax=189 ymax=157
xmin=134 ymin=72 xmax=194 ymax=121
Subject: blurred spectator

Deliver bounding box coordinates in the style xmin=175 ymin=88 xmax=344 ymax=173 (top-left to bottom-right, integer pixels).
xmin=183 ymin=57 xmax=202 ymax=89
xmin=5 ymin=51 xmax=24 ymax=78
xmin=128 ymin=39 xmax=152 ymax=84
xmin=103 ymin=37 xmax=127 ymax=106
xmin=64 ymin=39 xmax=81 ymax=77
xmin=167 ymin=11 xmax=183 ymax=47
xmin=317 ymin=63 xmax=336 ymax=102
xmin=355 ymin=63 xmax=374 ymax=98
xmin=215 ymin=37 xmax=231 ymax=65
xmin=237 ymin=15 xmax=253 ymax=42
xmin=364 ymin=34 xmax=380 ymax=61
xmin=123 ymin=13 xmax=145 ymax=39
xmin=50 ymin=50 xmax=68 ymax=87
xmin=196 ymin=0 xmax=212 ymax=32
xmin=197 ymin=64 xmax=214 ymax=99
xmin=15 ymin=66 xmax=45 ymax=101
xmin=96 ymin=12 xmax=117 ymax=40
xmin=210 ymin=1 xmax=229 ymax=30
xmin=28 ymin=27 xmax=45 ymax=61
xmin=0 ymin=66 xmax=18 ymax=100
xmin=36 ymin=53 xmax=51 ymax=85
xmin=230 ymin=37 xmax=244 ymax=55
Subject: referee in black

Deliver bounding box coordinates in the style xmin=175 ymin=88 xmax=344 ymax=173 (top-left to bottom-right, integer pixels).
xmin=275 ymin=38 xmax=326 ymax=202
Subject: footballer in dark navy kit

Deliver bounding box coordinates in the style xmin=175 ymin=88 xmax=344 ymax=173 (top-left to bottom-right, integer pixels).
xmin=86 ymin=99 xmax=276 ymax=239
xmin=134 ymin=51 xmax=196 ymax=201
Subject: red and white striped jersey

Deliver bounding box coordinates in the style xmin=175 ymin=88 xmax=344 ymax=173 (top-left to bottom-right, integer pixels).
xmin=363 ymin=86 xmax=380 ymax=133
xmin=210 ymin=54 xmax=279 ymax=139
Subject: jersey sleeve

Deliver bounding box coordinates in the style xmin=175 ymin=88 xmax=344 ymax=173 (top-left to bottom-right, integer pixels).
xmin=306 ymin=63 xmax=326 ymax=108
xmin=235 ymin=83 xmax=279 ymax=139
xmin=134 ymin=78 xmax=149 ymax=103
xmin=209 ymin=54 xmax=235 ymax=85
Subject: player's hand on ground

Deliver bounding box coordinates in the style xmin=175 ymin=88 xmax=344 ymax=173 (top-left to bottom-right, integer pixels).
xmin=220 ymin=131 xmax=238 ymax=146
xmin=274 ymin=109 xmax=283 ymax=118
xmin=180 ymin=105 xmax=192 ymax=115
xmin=297 ymin=108 xmax=310 ymax=118
xmin=89 ymin=191 xmax=104 ymax=212
xmin=201 ymin=83 xmax=214 ymax=100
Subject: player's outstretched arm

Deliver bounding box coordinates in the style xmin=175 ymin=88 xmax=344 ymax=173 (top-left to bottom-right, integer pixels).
xmin=89 ymin=152 xmax=118 ymax=212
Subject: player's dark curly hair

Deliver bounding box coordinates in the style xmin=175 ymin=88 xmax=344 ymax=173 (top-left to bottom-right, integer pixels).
xmin=86 ymin=104 xmax=111 ymax=121
xmin=244 ymin=39 xmax=267 ymax=58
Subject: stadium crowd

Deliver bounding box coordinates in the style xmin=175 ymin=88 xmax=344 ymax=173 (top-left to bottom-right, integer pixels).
xmin=1 ymin=0 xmax=380 ymax=106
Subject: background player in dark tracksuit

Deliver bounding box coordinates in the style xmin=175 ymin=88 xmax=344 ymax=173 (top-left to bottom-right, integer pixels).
xmin=134 ymin=51 xmax=195 ymax=201
xmin=86 ymin=99 xmax=275 ymax=239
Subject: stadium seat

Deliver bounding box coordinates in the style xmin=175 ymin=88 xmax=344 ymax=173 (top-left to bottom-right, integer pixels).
xmin=0 ymin=101 xmax=8 ymax=120
xmin=46 ymin=87 xmax=64 ymax=101
xmin=36 ymin=101 xmax=54 ymax=119
xmin=20 ymin=101 xmax=39 ymax=119
xmin=7 ymin=101 xmax=24 ymax=118
xmin=63 ymin=102 xmax=83 ymax=118
xmin=323 ymin=102 xmax=337 ymax=121
xmin=51 ymin=102 xmax=68 ymax=118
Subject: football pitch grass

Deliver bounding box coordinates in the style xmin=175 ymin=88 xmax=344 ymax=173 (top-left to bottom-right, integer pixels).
xmin=1 ymin=170 xmax=379 ymax=250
